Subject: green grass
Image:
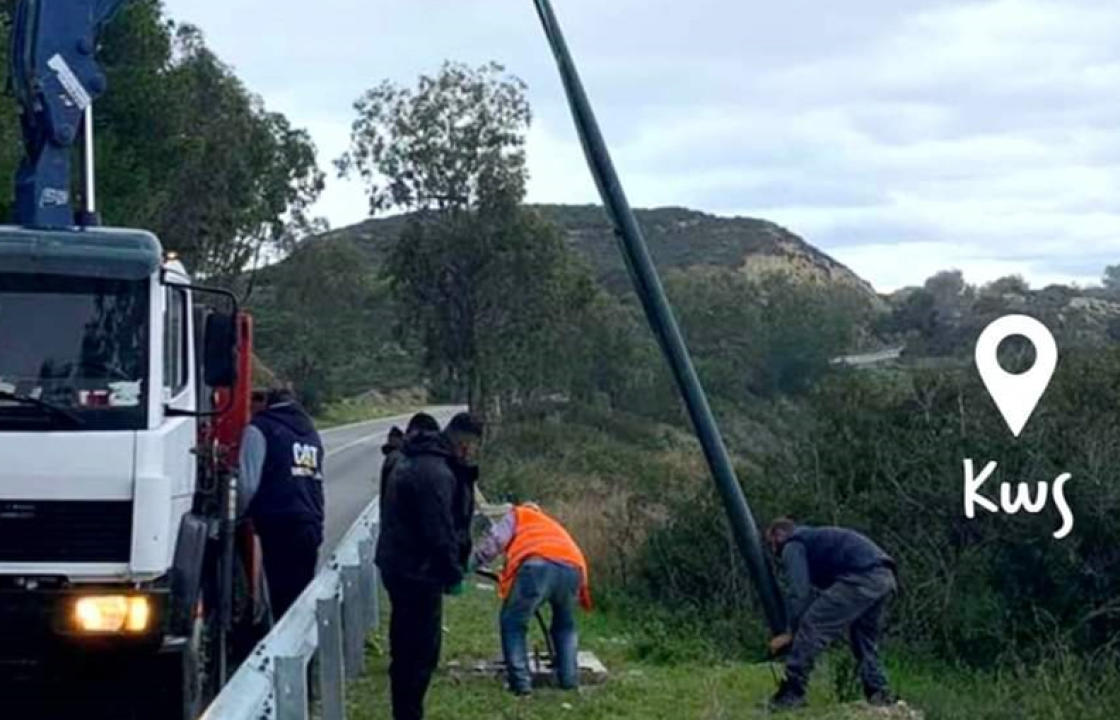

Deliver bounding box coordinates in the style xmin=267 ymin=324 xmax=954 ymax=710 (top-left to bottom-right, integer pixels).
xmin=343 ymin=567 xmax=1120 ymax=720
xmin=315 ymin=395 xmax=422 ymax=429
xmin=344 ymin=404 xmax=1120 ymax=719
xmin=345 ymin=579 xmax=909 ymax=720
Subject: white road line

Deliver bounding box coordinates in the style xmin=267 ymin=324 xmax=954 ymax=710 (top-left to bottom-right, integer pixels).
xmin=319 ymin=405 xmax=463 ymax=437
xmin=326 ymin=435 xmax=374 ymax=456
xmin=319 ymin=411 xmax=418 ymax=437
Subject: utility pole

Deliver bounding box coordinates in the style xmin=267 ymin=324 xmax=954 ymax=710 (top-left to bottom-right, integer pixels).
xmin=530 ymin=0 xmax=787 ymax=633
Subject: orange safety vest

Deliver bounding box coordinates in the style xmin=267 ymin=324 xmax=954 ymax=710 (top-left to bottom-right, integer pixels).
xmin=498 ymin=505 xmax=592 ymax=611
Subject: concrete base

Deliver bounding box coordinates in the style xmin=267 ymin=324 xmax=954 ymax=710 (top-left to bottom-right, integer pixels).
xmin=450 ymin=651 xmax=608 ymax=687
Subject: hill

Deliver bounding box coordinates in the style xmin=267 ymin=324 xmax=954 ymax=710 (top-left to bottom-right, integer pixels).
xmin=311 ymin=204 xmax=878 ymax=299
xmin=245 ymin=203 xmax=885 ymax=408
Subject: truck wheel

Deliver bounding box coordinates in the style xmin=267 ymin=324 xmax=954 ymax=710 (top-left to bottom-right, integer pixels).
xmin=135 ymin=619 xmax=210 ymax=720
xmin=182 ymin=601 xmax=215 ymax=719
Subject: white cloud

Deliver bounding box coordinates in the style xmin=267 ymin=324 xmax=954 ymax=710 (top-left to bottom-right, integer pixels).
xmin=160 ymin=0 xmax=1120 ymax=292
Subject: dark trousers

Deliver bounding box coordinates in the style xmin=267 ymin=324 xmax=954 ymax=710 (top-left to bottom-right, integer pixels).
xmin=256 ymin=518 xmax=322 ymax=620
xmin=500 ymin=559 xmax=581 ymax=692
xmin=383 ymin=571 xmax=443 ymax=720
xmin=786 ymin=565 xmax=896 ymax=695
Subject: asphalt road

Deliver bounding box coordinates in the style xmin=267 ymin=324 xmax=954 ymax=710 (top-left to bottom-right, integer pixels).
xmin=319 ymin=405 xmax=464 ymax=557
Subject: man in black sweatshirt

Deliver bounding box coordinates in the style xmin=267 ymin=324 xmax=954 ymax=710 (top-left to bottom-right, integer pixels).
xmin=765 ymin=518 xmax=898 ymax=710
xmin=379 ymin=412 xmax=442 ymax=500
xmin=375 ymin=412 xmax=484 ymax=720
xmin=238 ymin=388 xmax=325 ymax=620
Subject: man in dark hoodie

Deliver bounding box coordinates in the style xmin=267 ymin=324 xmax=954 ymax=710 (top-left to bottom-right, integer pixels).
xmin=238 ymin=387 xmax=325 ymax=619
xmin=376 ymin=411 xmax=484 ymax=720
xmin=379 ymin=412 xmax=442 ymax=500
xmin=765 ymin=518 xmax=898 ymax=710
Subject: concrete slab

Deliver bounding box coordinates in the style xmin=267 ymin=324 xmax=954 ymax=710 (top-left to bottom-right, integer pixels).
xmin=449 ymin=650 xmax=608 ymax=687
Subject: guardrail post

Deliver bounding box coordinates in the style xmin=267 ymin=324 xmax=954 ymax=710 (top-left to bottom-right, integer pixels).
xmin=341 ymin=564 xmax=365 ymax=679
xmin=369 ymin=522 xmax=381 ymax=630
xmin=358 ymin=537 xmax=376 ymax=629
xmin=199 ymin=493 xmax=393 ymax=719
xmin=274 ymin=655 xmax=308 ymax=720
xmin=316 ymin=596 xmax=346 ymax=720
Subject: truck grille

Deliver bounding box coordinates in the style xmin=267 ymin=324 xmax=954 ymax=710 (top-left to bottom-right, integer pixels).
xmin=0 ymin=501 xmax=131 ymax=563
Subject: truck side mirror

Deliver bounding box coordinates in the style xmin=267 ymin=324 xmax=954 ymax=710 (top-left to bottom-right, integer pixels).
xmin=204 ymin=312 xmax=238 ymax=388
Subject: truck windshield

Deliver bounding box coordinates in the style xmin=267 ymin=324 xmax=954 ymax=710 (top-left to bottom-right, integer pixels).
xmin=0 ymin=273 xmax=148 ymax=431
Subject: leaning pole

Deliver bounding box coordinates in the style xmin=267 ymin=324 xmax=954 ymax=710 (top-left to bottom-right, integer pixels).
xmin=530 ymin=0 xmax=787 ymax=634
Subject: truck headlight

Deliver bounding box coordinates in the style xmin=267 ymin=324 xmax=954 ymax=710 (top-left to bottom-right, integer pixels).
xmin=73 ymin=595 xmax=151 ymax=633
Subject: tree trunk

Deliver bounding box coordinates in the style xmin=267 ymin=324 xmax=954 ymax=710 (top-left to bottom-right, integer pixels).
xmin=468 ymin=366 xmax=484 ymax=418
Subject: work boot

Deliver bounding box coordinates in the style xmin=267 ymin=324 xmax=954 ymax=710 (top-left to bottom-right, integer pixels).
xmin=768 ymin=678 xmax=807 ymax=711
xmin=865 ymin=687 xmax=898 ymax=706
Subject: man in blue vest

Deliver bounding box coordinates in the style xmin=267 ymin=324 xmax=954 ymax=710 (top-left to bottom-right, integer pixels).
xmin=765 ymin=518 xmax=899 ymax=710
xmin=239 ymin=387 xmax=325 ymax=619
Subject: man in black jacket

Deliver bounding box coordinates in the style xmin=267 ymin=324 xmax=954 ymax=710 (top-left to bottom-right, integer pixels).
xmin=376 ymin=412 xmax=484 ymax=720
xmin=379 ymin=412 xmax=442 ymax=500
xmin=239 ymin=388 xmax=325 ymax=620
xmin=765 ymin=518 xmax=898 ymax=710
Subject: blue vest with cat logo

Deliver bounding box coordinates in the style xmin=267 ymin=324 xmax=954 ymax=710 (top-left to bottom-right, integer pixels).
xmin=247 ymin=403 xmax=324 ymax=526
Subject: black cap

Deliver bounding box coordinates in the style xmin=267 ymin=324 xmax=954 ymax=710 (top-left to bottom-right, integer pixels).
xmin=446 ymin=412 xmax=484 ymax=437
xmin=406 ymin=412 xmax=441 ymax=434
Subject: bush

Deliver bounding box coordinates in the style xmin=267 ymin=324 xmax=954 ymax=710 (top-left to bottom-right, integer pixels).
xmin=480 ymin=343 xmax=1120 ymax=676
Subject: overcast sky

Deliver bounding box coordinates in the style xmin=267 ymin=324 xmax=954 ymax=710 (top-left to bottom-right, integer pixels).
xmin=161 ymin=0 xmax=1119 ymax=292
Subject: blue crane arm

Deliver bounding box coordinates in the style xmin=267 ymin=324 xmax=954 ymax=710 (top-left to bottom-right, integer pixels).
xmin=10 ymin=0 xmax=128 ymax=228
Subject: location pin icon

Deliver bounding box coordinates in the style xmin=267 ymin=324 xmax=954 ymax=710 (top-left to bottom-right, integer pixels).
xmin=974 ymin=314 xmax=1057 ymax=437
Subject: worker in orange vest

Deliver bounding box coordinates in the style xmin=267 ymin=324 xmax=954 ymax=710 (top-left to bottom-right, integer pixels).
xmin=470 ymin=502 xmax=591 ymax=695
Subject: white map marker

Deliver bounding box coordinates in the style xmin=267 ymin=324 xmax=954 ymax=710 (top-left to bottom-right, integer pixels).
xmin=974 ymin=314 xmax=1057 ymax=437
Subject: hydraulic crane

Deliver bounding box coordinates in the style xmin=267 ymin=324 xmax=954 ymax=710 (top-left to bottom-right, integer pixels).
xmin=11 ymin=0 xmax=122 ymax=227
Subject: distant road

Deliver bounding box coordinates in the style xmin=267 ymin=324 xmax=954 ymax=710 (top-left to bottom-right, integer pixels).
xmin=319 ymin=405 xmax=464 ymax=558
xmin=831 ymin=346 xmax=904 ymax=368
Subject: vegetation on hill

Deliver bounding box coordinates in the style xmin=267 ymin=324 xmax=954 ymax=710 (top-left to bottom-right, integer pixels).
xmin=247 ymin=204 xmax=881 ymax=411
xmin=880 ymin=270 xmax=1120 ymax=358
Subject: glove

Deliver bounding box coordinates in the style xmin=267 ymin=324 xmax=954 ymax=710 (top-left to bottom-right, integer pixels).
xmin=446 ymin=580 xmax=465 ymax=596
xmin=768 ymin=632 xmax=793 ymax=656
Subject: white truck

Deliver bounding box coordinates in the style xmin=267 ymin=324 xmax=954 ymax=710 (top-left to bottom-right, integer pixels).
xmin=1 ymin=3 xmax=267 ymax=714
xmin=0 ymin=226 xmax=266 ymax=717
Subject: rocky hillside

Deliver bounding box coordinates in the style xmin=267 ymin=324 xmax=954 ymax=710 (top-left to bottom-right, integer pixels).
xmin=312 ymin=204 xmax=878 ymax=299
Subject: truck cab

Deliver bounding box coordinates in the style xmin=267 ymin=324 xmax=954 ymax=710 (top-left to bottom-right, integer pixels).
xmin=0 ymin=225 xmax=250 ymax=716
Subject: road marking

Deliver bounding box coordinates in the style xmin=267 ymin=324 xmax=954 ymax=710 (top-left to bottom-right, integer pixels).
xmin=320 ymin=405 xmax=465 ymax=456
xmin=326 ymin=435 xmax=374 ymax=457
xmin=319 ymin=412 xmax=416 ymax=437
xmin=319 ymin=405 xmax=463 ymax=437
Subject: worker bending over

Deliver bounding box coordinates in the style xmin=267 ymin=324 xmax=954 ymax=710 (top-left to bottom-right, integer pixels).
xmin=766 ymin=518 xmax=898 ymax=710
xmin=471 ymin=502 xmax=591 ymax=695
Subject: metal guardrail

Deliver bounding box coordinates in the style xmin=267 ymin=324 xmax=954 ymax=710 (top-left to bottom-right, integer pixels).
xmin=199 ymin=498 xmax=381 ymax=720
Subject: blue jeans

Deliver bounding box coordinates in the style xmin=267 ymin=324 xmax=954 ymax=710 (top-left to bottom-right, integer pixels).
xmin=500 ymin=559 xmax=580 ymax=692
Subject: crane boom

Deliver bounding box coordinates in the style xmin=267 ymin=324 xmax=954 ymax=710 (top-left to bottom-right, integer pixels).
xmin=10 ymin=0 xmax=128 ymax=228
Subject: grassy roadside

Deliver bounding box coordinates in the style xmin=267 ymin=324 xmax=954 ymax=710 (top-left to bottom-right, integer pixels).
xmin=345 ymin=577 xmax=916 ymax=720
xmin=315 ymin=392 xmax=428 ymax=429
xmin=343 ymin=404 xmax=1120 ymax=720
xmin=345 ymin=576 xmax=1120 ymax=719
